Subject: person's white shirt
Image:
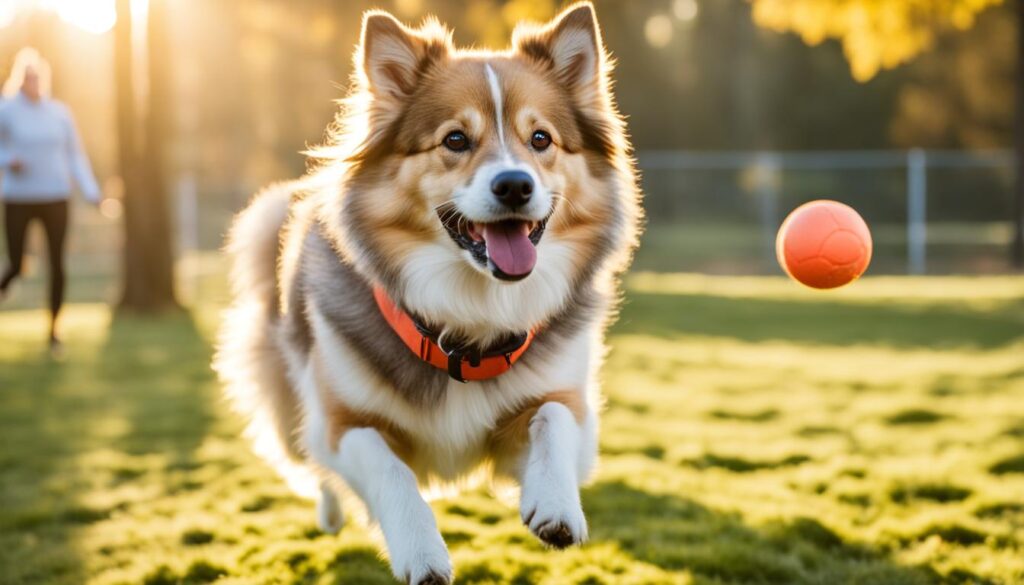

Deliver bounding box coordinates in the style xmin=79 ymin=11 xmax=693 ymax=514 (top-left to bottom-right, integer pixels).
xmin=0 ymin=92 xmax=100 ymax=203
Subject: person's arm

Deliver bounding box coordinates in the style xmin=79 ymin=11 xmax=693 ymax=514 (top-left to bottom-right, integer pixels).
xmin=61 ymin=106 xmax=101 ymax=203
xmin=0 ymin=106 xmax=15 ymax=169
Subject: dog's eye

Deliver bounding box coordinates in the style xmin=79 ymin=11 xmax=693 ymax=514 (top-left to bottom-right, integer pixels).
xmin=443 ymin=131 xmax=470 ymax=152
xmin=531 ymin=130 xmax=552 ymax=151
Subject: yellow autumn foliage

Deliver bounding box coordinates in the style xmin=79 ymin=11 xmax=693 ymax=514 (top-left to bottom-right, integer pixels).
xmin=751 ymin=0 xmax=1005 ymax=81
xmin=465 ymin=0 xmax=556 ymax=48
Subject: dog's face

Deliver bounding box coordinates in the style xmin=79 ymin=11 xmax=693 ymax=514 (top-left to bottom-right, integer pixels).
xmin=380 ymin=55 xmax=567 ymax=282
xmin=332 ymin=2 xmax=637 ymax=331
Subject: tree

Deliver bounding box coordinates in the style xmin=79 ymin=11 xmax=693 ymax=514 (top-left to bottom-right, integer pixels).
xmin=751 ymin=0 xmax=1021 ymax=269
xmin=114 ymin=0 xmax=180 ymax=311
xmin=1015 ymin=0 xmax=1024 ymax=268
xmin=751 ymin=0 xmax=1004 ymax=81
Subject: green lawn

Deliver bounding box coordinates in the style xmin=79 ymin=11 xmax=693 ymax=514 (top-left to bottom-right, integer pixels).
xmin=1 ymin=275 xmax=1023 ymax=585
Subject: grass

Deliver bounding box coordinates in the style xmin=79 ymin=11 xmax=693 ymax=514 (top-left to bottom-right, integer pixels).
xmin=1 ymin=274 xmax=1023 ymax=584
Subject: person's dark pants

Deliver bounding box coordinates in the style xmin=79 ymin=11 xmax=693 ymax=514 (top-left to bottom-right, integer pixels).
xmin=2 ymin=200 xmax=69 ymax=337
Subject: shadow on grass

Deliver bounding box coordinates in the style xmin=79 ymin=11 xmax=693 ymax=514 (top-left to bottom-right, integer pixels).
xmin=614 ymin=291 xmax=1024 ymax=349
xmin=0 ymin=310 xmax=217 ymax=585
xmin=583 ymin=481 xmax=973 ymax=585
xmin=97 ymin=311 xmax=215 ymax=466
xmin=0 ymin=353 xmax=85 ymax=584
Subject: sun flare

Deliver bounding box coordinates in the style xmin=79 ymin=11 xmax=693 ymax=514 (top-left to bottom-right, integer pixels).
xmin=0 ymin=0 xmax=127 ymax=35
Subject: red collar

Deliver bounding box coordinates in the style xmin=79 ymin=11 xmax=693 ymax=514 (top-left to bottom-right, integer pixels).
xmin=372 ymin=285 xmax=535 ymax=382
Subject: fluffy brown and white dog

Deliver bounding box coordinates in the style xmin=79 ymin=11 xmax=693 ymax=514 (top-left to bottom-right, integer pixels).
xmin=214 ymin=3 xmax=640 ymax=583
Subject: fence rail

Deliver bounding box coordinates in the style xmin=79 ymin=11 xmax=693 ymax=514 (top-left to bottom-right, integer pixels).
xmin=637 ymin=149 xmax=1016 ymax=275
xmin=639 ymin=149 xmax=1015 ymax=170
xmin=1 ymin=149 xmax=1018 ymax=311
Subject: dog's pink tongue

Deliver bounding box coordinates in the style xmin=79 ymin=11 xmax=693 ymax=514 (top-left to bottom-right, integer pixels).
xmin=482 ymin=221 xmax=537 ymax=276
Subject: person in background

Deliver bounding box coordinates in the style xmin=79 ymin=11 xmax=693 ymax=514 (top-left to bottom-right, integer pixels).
xmin=0 ymin=47 xmax=101 ymax=355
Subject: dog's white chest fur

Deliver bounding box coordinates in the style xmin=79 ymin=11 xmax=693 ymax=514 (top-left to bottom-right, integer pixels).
xmin=302 ymin=301 xmax=593 ymax=480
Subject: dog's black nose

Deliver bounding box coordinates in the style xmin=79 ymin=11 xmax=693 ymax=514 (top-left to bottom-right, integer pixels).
xmin=491 ymin=171 xmax=534 ymax=208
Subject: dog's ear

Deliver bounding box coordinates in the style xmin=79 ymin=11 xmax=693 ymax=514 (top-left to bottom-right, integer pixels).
xmin=358 ymin=11 xmax=448 ymax=102
xmin=514 ymin=2 xmax=606 ymax=104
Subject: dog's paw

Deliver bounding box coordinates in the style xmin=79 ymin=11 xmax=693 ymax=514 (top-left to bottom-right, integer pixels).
xmin=520 ymin=485 xmax=588 ymax=549
xmin=316 ymin=487 xmax=343 ymax=535
xmin=392 ymin=530 xmax=452 ymax=585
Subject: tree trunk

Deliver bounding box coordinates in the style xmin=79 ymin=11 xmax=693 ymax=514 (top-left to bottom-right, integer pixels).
xmin=1014 ymin=0 xmax=1024 ymax=268
xmin=117 ymin=0 xmax=180 ymax=312
xmin=113 ymin=0 xmax=141 ymax=289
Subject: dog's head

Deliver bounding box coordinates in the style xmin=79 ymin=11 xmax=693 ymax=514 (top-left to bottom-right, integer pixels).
xmin=322 ymin=2 xmax=639 ymax=335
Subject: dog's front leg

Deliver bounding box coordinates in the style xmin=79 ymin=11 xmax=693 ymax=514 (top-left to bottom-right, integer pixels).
xmin=519 ymin=401 xmax=591 ymax=548
xmin=332 ymin=428 xmax=451 ymax=585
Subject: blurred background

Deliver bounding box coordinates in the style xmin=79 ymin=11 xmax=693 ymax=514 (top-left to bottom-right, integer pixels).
xmin=0 ymin=0 xmax=1020 ymax=310
xmin=2 ymin=2 xmax=1024 ymax=585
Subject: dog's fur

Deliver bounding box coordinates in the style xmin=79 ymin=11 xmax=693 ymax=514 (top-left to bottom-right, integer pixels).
xmin=214 ymin=4 xmax=640 ymax=583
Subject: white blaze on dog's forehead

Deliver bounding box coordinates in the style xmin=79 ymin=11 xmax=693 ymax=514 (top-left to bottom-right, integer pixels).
xmin=484 ymin=63 xmax=508 ymax=155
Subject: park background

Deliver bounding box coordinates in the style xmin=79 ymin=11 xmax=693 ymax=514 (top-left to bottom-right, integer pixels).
xmin=1 ymin=1 xmax=1023 ymax=584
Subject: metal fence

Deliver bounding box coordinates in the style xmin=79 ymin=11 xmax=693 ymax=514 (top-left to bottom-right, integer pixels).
xmin=636 ymin=149 xmax=1017 ymax=275
xmin=0 ymin=149 xmax=1018 ymax=310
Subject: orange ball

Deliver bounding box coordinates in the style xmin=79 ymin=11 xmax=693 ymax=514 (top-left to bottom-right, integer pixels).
xmin=776 ymin=200 xmax=872 ymax=289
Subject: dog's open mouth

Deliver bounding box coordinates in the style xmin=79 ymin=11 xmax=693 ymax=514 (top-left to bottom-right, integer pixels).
xmin=439 ymin=207 xmax=548 ymax=281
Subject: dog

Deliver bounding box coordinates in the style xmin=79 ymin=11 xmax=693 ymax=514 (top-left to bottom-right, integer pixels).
xmin=214 ymin=3 xmax=641 ymax=583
